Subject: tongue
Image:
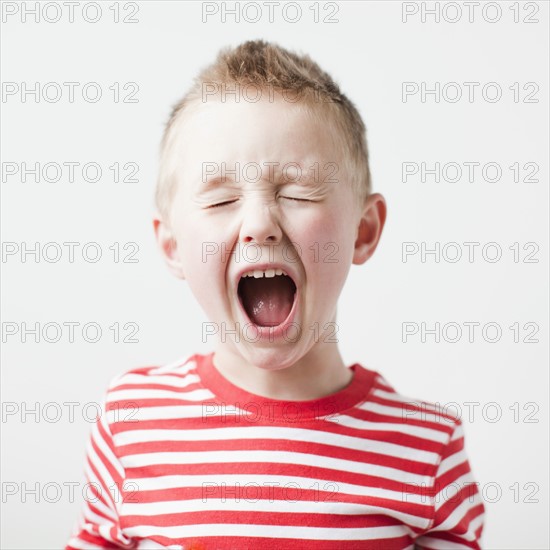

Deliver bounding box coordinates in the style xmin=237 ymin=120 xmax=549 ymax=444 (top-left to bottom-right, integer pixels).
xmin=239 ymin=275 xmax=295 ymax=327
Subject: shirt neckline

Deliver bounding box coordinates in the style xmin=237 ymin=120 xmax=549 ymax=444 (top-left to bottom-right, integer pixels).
xmin=195 ymin=352 xmax=377 ymax=422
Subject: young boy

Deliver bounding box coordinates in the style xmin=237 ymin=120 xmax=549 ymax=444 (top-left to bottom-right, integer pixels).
xmin=67 ymin=41 xmax=485 ymax=549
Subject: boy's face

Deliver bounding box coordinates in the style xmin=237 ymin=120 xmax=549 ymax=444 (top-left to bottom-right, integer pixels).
xmin=155 ymin=94 xmax=385 ymax=371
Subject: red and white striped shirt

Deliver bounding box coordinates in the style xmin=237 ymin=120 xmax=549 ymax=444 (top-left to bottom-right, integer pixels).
xmin=67 ymin=352 xmax=485 ymax=549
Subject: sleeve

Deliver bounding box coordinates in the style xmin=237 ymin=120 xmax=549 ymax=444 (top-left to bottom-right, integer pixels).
xmin=66 ymin=395 xmax=136 ymax=549
xmin=414 ymin=421 xmax=485 ymax=549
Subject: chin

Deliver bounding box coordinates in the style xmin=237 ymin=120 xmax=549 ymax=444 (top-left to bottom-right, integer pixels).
xmin=236 ymin=343 xmax=306 ymax=371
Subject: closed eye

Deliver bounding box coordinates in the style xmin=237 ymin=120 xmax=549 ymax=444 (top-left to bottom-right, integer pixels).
xmin=280 ymin=196 xmax=311 ymax=202
xmin=208 ymin=200 xmax=238 ymax=209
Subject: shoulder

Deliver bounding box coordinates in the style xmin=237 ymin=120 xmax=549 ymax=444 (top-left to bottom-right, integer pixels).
xmin=356 ymin=366 xmax=463 ymax=448
xmin=106 ymin=353 xmax=203 ymax=391
xmin=102 ymin=353 xmax=212 ymax=416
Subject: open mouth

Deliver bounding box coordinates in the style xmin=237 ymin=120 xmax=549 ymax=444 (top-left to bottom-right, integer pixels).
xmin=237 ymin=269 xmax=297 ymax=327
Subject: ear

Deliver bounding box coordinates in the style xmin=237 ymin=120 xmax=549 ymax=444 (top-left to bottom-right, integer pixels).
xmin=352 ymin=193 xmax=387 ymax=265
xmin=153 ymin=214 xmax=186 ymax=279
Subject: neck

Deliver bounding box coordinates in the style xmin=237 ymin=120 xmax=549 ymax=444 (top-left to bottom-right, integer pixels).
xmin=212 ymin=342 xmax=352 ymax=401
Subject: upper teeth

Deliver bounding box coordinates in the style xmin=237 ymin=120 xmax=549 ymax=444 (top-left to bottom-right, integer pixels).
xmin=242 ymin=268 xmax=288 ymax=278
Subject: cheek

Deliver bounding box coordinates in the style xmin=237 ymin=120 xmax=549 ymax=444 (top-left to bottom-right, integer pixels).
xmin=175 ymin=216 xmax=229 ymax=317
xmin=177 ymin=210 xmax=227 ymax=268
xmin=182 ymin=256 xmax=228 ymax=323
xmin=295 ymin=209 xmax=355 ymax=291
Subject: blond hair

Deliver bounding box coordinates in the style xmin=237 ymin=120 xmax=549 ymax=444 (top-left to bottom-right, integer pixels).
xmin=156 ymin=40 xmax=372 ymax=222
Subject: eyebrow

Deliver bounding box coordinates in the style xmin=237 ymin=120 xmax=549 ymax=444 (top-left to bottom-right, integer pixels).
xmin=197 ymin=175 xmax=235 ymax=194
xmin=197 ymin=162 xmax=326 ymax=193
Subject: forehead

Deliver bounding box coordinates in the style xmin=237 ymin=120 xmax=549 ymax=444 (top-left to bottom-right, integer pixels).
xmin=176 ymin=97 xmax=340 ymax=168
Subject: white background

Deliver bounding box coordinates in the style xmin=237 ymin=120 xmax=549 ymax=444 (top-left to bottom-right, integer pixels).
xmin=1 ymin=1 xmax=548 ymax=548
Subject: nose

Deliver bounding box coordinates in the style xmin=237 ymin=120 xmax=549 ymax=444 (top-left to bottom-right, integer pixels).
xmin=238 ymin=198 xmax=283 ymax=246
